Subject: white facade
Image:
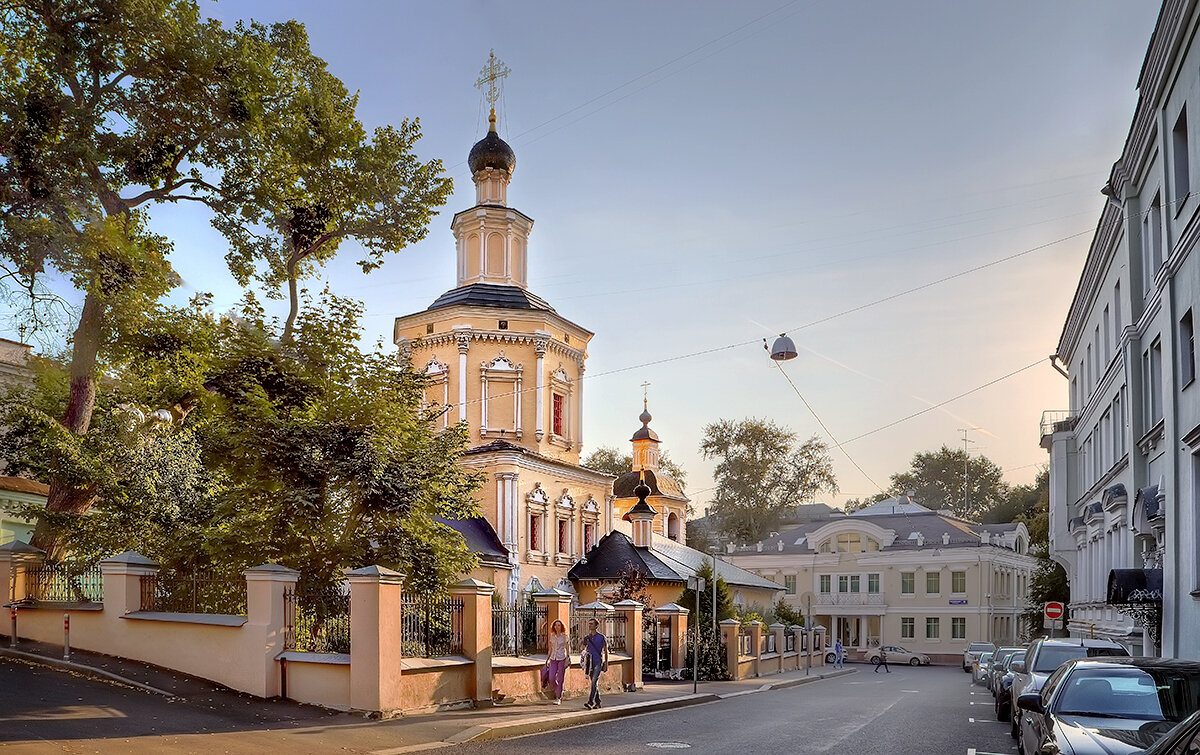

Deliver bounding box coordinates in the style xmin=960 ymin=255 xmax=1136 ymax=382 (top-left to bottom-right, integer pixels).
xmin=1043 ymin=0 xmax=1200 ymax=658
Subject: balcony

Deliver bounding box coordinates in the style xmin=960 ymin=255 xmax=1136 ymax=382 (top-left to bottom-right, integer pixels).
xmin=1040 ymin=410 xmax=1077 ymax=446
xmin=815 ymin=593 xmax=886 ymax=606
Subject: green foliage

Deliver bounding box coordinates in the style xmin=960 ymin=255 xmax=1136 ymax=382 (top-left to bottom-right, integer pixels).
xmin=887 ymin=445 xmax=1008 ymax=520
xmin=770 ymin=598 xmax=805 ymax=627
xmin=700 ymin=418 xmax=838 ymax=542
xmin=983 ymin=468 xmax=1048 ymax=525
xmin=678 ymin=559 xmax=735 ymax=629
xmin=681 ymin=626 xmax=732 ymax=681
xmin=1024 ymin=559 xmax=1070 ymax=637
xmin=581 ymin=445 xmax=688 ymax=489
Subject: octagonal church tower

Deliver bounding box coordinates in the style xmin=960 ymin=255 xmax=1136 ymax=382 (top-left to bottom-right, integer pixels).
xmin=394 ymin=103 xmax=615 ymax=603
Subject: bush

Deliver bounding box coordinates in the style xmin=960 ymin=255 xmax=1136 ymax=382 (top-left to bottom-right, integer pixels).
xmin=680 ymin=627 xmax=731 ymax=681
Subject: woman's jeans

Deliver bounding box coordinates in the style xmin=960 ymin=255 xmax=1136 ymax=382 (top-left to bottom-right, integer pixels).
xmin=546 ymin=657 xmax=567 ymax=699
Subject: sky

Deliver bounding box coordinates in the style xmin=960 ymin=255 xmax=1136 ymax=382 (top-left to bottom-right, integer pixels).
xmin=7 ymin=1 xmax=1162 ymax=512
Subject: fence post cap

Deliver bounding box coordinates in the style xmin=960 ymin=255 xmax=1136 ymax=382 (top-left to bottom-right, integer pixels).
xmin=813 ymin=625 xmax=827 ymax=632
xmin=768 ymin=622 xmax=786 ymax=630
xmin=243 ymin=564 xmax=300 ymax=581
xmin=344 ymin=565 xmax=404 ymax=585
xmin=719 ymin=618 xmax=741 ymax=627
xmin=654 ymin=602 xmax=689 ymax=615
xmin=576 ymin=600 xmax=615 ymax=613
xmin=612 ymin=599 xmax=644 ymax=610
xmin=747 ymin=620 xmax=763 ymax=628
xmin=450 ymin=578 xmax=495 ymax=595
xmin=0 ymin=540 xmax=43 ymax=557
xmin=788 ymin=624 xmax=804 ymax=632
xmin=533 ymin=588 xmax=573 ymax=602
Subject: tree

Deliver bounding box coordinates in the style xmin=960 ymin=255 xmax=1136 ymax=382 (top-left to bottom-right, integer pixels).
xmin=614 ymin=560 xmax=656 ymax=611
xmin=700 ymin=418 xmax=838 ymax=542
xmin=771 ymin=598 xmax=805 ymax=627
xmin=581 ymin=445 xmax=688 ymax=488
xmin=0 ymin=3 xmax=449 ymax=558
xmin=887 ymin=445 xmax=1008 ymax=520
xmin=983 ymin=468 xmax=1048 ymax=525
xmin=678 ymin=559 xmax=735 ymax=629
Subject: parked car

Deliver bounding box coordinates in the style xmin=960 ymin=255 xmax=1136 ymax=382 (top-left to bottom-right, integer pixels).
xmin=973 ymin=651 xmax=995 ymax=685
xmin=866 ymin=645 xmax=930 ymax=666
xmin=1009 ymin=637 xmax=1130 ymax=739
xmin=987 ymin=647 xmax=1024 ymax=696
xmin=1016 ymin=657 xmax=1200 ymax=755
xmin=1138 ymin=707 xmax=1200 ymax=754
xmin=995 ymin=650 xmax=1025 ymax=723
xmin=964 ymin=641 xmax=998 ymax=672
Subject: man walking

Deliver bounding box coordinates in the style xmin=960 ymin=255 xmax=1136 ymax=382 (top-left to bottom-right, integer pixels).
xmin=834 ymin=639 xmax=844 ymax=669
xmin=874 ymin=647 xmax=890 ymax=673
xmin=583 ymin=618 xmax=609 ymax=709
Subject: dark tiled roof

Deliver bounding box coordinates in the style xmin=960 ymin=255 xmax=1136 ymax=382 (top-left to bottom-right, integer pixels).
xmin=436 ymin=516 xmax=508 ymax=567
xmin=427 ymin=283 xmax=556 ymax=313
xmin=613 ymin=469 xmax=687 ymax=501
xmin=732 ymin=510 xmax=1026 ymax=555
xmin=567 ymin=530 xmax=780 ymax=592
xmin=462 ymin=440 xmax=616 ymax=482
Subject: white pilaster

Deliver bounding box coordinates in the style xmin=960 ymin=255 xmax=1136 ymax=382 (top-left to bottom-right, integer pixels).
xmin=534 ymin=332 xmax=549 ymax=441
xmin=454 ymin=327 xmax=471 ymax=424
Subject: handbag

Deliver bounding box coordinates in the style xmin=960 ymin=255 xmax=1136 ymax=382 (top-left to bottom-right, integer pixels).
xmin=539 ymin=661 xmax=551 ymax=688
xmin=582 ymin=652 xmax=592 ymax=676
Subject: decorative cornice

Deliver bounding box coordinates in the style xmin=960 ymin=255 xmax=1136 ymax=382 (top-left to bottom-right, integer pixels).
xmin=408 ymin=329 xmax=585 ymax=363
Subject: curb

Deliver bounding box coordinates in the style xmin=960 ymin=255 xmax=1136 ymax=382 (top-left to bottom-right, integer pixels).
xmin=0 ymin=647 xmax=176 ymax=698
xmin=450 ymin=693 xmax=721 ymax=744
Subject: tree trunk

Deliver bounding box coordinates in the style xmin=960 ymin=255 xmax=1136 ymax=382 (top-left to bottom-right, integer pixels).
xmin=281 ymin=258 xmax=300 ymax=345
xmin=30 ymin=291 xmax=105 ymax=560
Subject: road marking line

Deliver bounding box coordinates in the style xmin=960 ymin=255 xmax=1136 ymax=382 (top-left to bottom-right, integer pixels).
xmin=968 ymin=717 xmax=975 ymax=722
xmin=967 ymin=749 xmax=976 ymax=755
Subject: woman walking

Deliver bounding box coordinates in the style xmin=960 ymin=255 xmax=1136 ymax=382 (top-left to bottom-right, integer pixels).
xmin=542 ymin=620 xmax=569 ymax=704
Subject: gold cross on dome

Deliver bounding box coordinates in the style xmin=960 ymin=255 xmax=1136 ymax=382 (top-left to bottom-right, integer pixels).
xmin=641 ymin=381 xmax=651 ymax=408
xmin=475 ymin=50 xmax=511 ymax=111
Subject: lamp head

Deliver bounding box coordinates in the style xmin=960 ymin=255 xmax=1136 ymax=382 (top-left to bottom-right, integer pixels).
xmin=766 ymin=334 xmax=798 ymax=361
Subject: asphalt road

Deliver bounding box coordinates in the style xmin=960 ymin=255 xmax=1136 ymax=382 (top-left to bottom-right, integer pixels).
xmin=455 ymin=665 xmax=1019 ymax=755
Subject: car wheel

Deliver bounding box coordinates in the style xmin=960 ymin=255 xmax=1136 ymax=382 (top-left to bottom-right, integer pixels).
xmin=963 ymin=665 xmax=971 ymax=673
xmin=909 ymin=658 xmax=920 ymax=666
xmin=996 ymin=700 xmax=1008 ymax=722
xmin=825 ymin=653 xmax=836 ymax=664
xmin=1010 ymin=712 xmax=1020 ymax=740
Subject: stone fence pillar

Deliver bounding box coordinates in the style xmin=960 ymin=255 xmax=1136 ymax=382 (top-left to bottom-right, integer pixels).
xmin=814 ymin=625 xmax=827 ymax=665
xmin=99 ymin=551 xmax=159 ymax=615
xmin=720 ymin=618 xmax=741 ymax=680
xmin=613 ymin=599 xmax=643 ymax=689
xmin=769 ymin=622 xmax=785 ymax=674
xmin=534 ymin=588 xmax=573 ymax=639
xmin=244 ymin=564 xmax=299 ymax=698
xmin=748 ymin=620 xmax=763 ymax=677
xmin=451 ymin=578 xmax=495 ymax=707
xmin=0 ymin=541 xmax=45 ymax=606
xmin=654 ymin=602 xmax=690 ymax=670
xmin=348 ymin=565 xmax=404 ymax=714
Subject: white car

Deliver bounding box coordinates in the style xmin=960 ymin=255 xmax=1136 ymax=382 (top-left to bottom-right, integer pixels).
xmin=866 ymin=645 xmax=931 ymax=666
xmin=963 ymin=641 xmax=996 ymax=672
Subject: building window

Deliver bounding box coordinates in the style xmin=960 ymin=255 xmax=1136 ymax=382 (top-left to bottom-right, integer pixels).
xmin=951 ymin=571 xmax=966 ymax=594
xmin=583 ymin=523 xmax=595 ymax=551
xmin=926 ymin=572 xmax=940 ymax=594
xmin=1114 ymin=281 xmax=1122 ymax=340
xmin=785 ymin=575 xmax=797 ymax=595
xmin=1174 ymin=106 xmax=1191 ymax=205
xmin=1149 ymin=338 xmax=1164 ymax=423
xmin=951 ymin=617 xmax=966 ymax=640
xmin=819 ymin=575 xmax=831 ymax=594
xmin=838 ymin=575 xmax=849 ymax=593
xmin=836 ymin=533 xmax=862 ymax=552
xmin=1103 ymin=305 xmax=1111 ymax=359
xmin=529 ymin=514 xmax=541 ymax=552
xmin=552 ymin=393 xmax=565 ymax=436
xmin=557 ymin=519 xmax=568 ymax=554
xmin=901 ymin=572 xmax=915 ymax=595
xmin=868 ymin=574 xmax=880 ymax=594
xmin=818 ymin=541 xmax=831 ymax=554
xmin=926 ymin=617 xmax=940 ymax=640
xmin=1182 ymin=309 xmax=1196 ymax=387
xmin=1144 ymin=193 xmax=1163 ymax=291
xmin=900 ymin=617 xmax=915 ymax=639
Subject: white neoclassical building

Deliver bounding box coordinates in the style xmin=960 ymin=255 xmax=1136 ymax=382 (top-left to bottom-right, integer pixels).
xmin=1042 ymin=0 xmax=1200 ymax=658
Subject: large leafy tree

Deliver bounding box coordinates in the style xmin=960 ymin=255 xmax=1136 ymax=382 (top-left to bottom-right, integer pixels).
xmin=887 ymin=445 xmax=1008 ymax=520
xmin=700 ymin=418 xmax=838 ymax=543
xmin=0 ymin=2 xmax=449 ymax=558
xmin=1 ymin=294 xmax=483 ymax=590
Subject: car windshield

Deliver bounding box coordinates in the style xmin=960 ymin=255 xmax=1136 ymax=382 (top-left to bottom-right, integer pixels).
xmin=968 ymin=643 xmax=995 ymax=652
xmin=1005 ymin=652 xmax=1025 ymax=671
xmin=1033 ymin=645 xmax=1128 ymax=673
xmin=979 ymin=652 xmax=994 ymax=664
xmin=1055 ymin=667 xmax=1200 ymax=722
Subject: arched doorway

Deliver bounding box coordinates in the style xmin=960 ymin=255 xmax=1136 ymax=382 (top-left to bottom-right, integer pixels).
xmin=667 ymin=512 xmax=680 ymax=541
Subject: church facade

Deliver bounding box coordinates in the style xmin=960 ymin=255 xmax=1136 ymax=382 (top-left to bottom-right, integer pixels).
xmin=393 ymin=108 xmax=617 ymax=603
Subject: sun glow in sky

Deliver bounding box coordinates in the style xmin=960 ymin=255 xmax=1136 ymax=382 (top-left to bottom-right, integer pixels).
xmin=11 ymin=1 xmax=1161 ymax=510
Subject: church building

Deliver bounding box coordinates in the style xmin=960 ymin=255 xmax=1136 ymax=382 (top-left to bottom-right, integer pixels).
xmin=393 ymin=90 xmax=616 ymax=603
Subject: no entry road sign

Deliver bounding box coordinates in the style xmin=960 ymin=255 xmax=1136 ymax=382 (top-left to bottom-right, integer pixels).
xmin=1044 ymin=601 xmax=1065 ymax=620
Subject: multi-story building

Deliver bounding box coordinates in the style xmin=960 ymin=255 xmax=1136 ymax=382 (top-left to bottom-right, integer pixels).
xmin=1041 ymin=0 xmax=1200 ymax=658
xmin=724 ymin=498 xmax=1036 ymax=664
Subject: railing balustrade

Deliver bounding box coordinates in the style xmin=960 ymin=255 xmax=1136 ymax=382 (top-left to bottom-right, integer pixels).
xmin=140 ymin=571 xmax=247 ymax=615
xmin=814 ymin=592 xmax=886 ymax=606
xmin=400 ymin=593 xmax=465 ymax=658
xmin=283 ymin=585 xmax=351 ymax=654
xmin=492 ymin=603 xmax=546 ymax=657
xmin=572 ymin=613 xmax=627 ymax=653
xmin=24 ymin=562 xmax=103 ymax=604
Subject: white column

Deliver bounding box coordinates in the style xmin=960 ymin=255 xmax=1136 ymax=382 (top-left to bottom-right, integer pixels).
xmin=534 ymin=333 xmax=548 ymax=441
xmin=455 ymin=327 xmax=471 ymax=424
xmin=515 ymin=372 xmax=523 ymax=436
xmin=576 ymin=357 xmax=585 ymax=451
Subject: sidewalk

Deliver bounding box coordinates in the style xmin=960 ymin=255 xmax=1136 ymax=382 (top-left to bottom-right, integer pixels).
xmin=1 ymin=640 xmax=855 ymax=752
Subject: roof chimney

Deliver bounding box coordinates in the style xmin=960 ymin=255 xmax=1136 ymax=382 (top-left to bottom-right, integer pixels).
xmin=942 ymin=532 xmax=950 ymax=546
xmin=916 ymin=533 xmax=925 ymax=547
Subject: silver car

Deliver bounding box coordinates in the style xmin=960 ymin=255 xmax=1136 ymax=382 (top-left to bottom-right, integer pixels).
xmin=973 ymin=651 xmax=995 ymax=684
xmin=964 ymin=641 xmax=997 ymax=672
xmin=1008 ymin=637 xmax=1129 ymax=739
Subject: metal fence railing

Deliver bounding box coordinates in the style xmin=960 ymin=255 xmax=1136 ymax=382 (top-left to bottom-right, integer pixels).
xmin=762 ymin=632 xmax=776 ymax=654
xmin=784 ymin=631 xmax=796 ymax=653
xmin=492 ymin=603 xmax=546 ymax=657
xmin=283 ymin=585 xmax=351 ymax=654
xmin=571 ymin=613 xmax=628 ymax=653
xmin=24 ymin=562 xmax=103 ymax=604
xmin=400 ymin=593 xmax=464 ymax=658
xmin=139 ymin=571 xmax=247 ymax=615
xmin=738 ymin=630 xmax=752 ymax=657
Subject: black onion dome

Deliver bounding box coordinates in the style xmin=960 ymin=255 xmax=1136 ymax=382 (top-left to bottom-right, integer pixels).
xmin=639 ymin=408 xmax=652 ymax=424
xmin=468 ymin=129 xmax=516 ymax=175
